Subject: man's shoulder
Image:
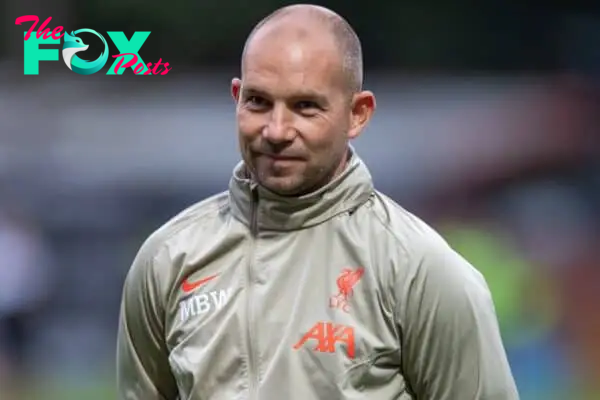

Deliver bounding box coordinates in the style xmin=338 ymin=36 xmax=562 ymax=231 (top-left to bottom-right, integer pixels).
xmin=159 ymin=190 xmax=230 ymax=235
xmin=137 ymin=190 xmax=231 ymax=261
xmin=369 ymin=190 xmax=487 ymax=296
xmin=368 ymin=190 xmax=444 ymax=255
xmin=123 ymin=191 xmax=233 ymax=300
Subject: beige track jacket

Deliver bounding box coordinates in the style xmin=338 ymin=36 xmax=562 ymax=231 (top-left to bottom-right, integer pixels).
xmin=117 ymin=151 xmax=519 ymax=400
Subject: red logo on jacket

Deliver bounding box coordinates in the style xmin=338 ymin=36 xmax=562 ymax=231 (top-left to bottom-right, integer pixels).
xmin=329 ymin=267 xmax=364 ymax=313
xmin=293 ymin=321 xmax=356 ymax=358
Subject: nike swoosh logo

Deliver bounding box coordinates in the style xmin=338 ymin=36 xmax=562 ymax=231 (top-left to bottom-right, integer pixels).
xmin=181 ymin=274 xmax=218 ymax=293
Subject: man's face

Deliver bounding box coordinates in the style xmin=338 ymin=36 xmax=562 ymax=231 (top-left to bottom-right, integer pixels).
xmin=231 ymin=26 xmax=366 ymax=196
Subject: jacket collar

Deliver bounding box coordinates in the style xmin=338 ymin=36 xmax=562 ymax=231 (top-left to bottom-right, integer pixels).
xmin=228 ymin=149 xmax=374 ymax=231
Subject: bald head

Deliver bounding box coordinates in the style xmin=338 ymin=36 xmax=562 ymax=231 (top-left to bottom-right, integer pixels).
xmin=242 ymin=5 xmax=363 ymax=94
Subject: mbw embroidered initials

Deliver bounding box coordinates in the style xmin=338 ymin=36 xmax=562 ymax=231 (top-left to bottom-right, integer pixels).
xmin=293 ymin=321 xmax=356 ymax=358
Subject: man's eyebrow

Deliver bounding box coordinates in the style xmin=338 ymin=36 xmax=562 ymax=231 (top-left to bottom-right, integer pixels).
xmin=292 ymin=90 xmax=329 ymax=105
xmin=241 ymin=86 xmax=267 ymax=96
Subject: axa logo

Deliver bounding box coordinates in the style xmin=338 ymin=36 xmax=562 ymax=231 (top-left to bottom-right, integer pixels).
xmin=329 ymin=267 xmax=364 ymax=313
xmin=293 ymin=321 xmax=356 ymax=359
xmin=15 ymin=15 xmax=171 ymax=75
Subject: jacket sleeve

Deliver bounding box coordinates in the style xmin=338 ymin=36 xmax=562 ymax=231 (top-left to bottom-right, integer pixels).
xmin=116 ymin=239 xmax=179 ymax=400
xmin=399 ymin=232 xmax=519 ymax=399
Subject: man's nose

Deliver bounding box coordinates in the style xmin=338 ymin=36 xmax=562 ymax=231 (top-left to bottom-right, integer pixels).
xmin=262 ymin=104 xmax=295 ymax=143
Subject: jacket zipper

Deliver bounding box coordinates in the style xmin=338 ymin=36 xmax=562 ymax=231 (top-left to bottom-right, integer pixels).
xmin=245 ymin=187 xmax=259 ymax=397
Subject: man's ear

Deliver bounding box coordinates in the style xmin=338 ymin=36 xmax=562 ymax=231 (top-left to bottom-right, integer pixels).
xmin=231 ymin=78 xmax=242 ymax=103
xmin=347 ymin=90 xmax=376 ymax=140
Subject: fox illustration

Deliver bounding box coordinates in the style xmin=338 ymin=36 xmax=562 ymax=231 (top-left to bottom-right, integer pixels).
xmin=61 ymin=29 xmax=108 ymax=75
xmin=62 ymin=31 xmax=88 ymax=70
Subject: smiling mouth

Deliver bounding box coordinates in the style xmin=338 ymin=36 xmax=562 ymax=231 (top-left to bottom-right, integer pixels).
xmin=258 ymin=153 xmax=303 ymax=161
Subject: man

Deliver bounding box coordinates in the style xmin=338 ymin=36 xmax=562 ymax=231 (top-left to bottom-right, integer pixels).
xmin=117 ymin=4 xmax=518 ymax=399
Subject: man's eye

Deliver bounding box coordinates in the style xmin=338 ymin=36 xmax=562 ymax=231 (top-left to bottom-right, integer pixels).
xmin=246 ymin=96 xmax=268 ymax=107
xmin=296 ymin=101 xmax=318 ymax=110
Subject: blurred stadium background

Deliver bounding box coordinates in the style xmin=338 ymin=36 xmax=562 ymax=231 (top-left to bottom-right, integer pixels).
xmin=1 ymin=1 xmax=599 ymax=399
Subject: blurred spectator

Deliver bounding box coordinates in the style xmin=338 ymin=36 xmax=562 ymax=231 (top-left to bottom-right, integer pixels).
xmin=0 ymin=201 xmax=53 ymax=400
